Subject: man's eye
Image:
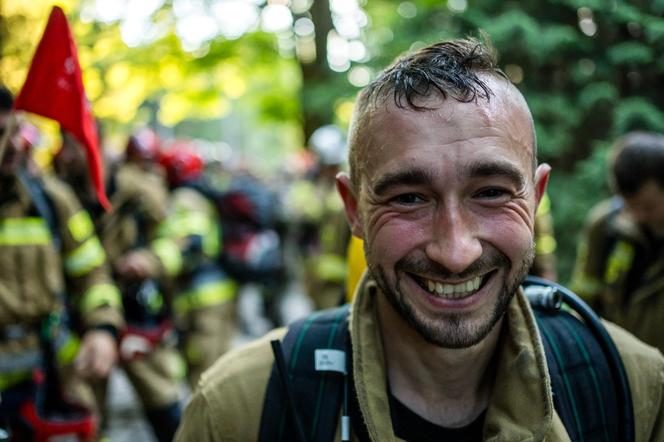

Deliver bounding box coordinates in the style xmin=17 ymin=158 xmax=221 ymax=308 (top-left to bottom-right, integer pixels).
xmin=393 ymin=193 xmax=424 ymax=205
xmin=475 ymin=188 xmax=509 ymax=199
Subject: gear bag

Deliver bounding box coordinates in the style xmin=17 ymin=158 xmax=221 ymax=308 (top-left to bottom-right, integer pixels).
xmin=258 ymin=276 xmax=634 ymax=442
xmin=187 ymin=175 xmax=285 ymax=283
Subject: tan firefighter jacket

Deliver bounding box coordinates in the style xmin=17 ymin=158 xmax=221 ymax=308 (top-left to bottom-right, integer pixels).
xmin=0 ymin=174 xmax=123 ymax=390
xmin=572 ymin=197 xmax=664 ymax=355
xmin=176 ymin=274 xmax=664 ymax=441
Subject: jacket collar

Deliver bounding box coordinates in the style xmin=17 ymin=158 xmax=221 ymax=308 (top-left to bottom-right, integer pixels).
xmin=349 ymin=274 xmax=556 ymax=441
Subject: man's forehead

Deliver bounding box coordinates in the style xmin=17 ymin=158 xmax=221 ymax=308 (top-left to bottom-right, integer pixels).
xmin=369 ymin=82 xmax=534 ymax=150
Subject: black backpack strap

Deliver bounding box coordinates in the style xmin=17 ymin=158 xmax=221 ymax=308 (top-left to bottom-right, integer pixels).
xmin=525 ymin=275 xmax=633 ymax=442
xmin=259 ymin=305 xmax=350 ymax=442
xmin=534 ymin=309 xmax=619 ymax=441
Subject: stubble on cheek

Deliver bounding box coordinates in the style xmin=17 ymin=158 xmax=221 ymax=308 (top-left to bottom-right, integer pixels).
xmin=366 ymin=241 xmax=536 ymax=349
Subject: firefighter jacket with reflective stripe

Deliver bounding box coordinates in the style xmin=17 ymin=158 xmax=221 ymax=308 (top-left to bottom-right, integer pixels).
xmin=0 ymin=174 xmax=123 ymax=388
xmin=572 ymin=197 xmax=664 ymax=355
xmin=175 ymin=274 xmax=664 ymax=441
xmin=96 ymin=163 xmax=169 ymax=280
xmin=153 ymin=186 xmax=236 ymax=315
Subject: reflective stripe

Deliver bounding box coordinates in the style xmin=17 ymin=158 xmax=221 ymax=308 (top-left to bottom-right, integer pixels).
xmin=55 ymin=332 xmax=80 ymax=366
xmin=536 ymin=234 xmax=557 ymax=255
xmin=67 ymin=210 xmax=95 ymax=242
xmin=174 ymin=279 xmax=237 ymax=314
xmin=158 ymin=211 xmax=220 ymax=259
xmin=0 ymin=368 xmax=34 ymax=391
xmin=604 ymin=240 xmax=635 ymax=284
xmin=152 ymin=238 xmax=183 ymax=276
xmin=0 ymin=217 xmax=51 ymax=245
xmin=202 ymin=226 xmax=220 ymax=259
xmin=315 ymin=253 xmax=347 ymax=283
xmin=80 ymin=283 xmax=123 ymax=315
xmin=159 ymin=212 xmax=213 ymax=238
xmin=570 ymin=272 xmax=603 ymax=299
xmin=65 ymin=236 xmax=106 ymax=277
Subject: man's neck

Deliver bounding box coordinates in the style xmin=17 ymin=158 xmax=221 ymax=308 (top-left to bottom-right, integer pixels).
xmin=376 ymin=293 xmax=502 ymax=428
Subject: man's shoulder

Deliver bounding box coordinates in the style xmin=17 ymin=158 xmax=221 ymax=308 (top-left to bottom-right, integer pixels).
xmin=177 ymin=328 xmax=286 ymax=441
xmin=197 ymin=327 xmax=286 ymax=407
xmin=605 ymin=319 xmax=664 ymax=372
xmin=604 ymin=320 xmax=664 ymax=438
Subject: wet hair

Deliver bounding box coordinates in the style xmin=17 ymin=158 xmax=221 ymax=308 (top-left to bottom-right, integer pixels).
xmin=348 ymin=37 xmax=532 ymax=188
xmin=0 ymin=85 xmax=14 ymax=112
xmin=610 ymin=131 xmax=664 ymax=195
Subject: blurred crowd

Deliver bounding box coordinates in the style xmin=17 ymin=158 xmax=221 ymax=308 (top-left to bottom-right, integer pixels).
xmin=0 ymin=81 xmax=374 ymax=441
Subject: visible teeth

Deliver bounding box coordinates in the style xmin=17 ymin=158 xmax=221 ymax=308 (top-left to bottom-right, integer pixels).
xmin=421 ymin=276 xmax=483 ymax=298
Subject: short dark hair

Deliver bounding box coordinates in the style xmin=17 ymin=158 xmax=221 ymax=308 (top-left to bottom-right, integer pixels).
xmin=611 ymin=131 xmax=664 ymax=195
xmin=0 ymin=85 xmax=14 ymax=112
xmin=367 ymin=38 xmax=505 ymax=111
xmin=348 ymin=37 xmax=525 ymax=188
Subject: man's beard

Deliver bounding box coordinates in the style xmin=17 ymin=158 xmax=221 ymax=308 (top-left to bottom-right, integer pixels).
xmin=367 ymin=242 xmax=535 ymax=349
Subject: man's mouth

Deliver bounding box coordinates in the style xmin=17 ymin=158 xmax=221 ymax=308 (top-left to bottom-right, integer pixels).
xmin=409 ymin=271 xmax=494 ymax=299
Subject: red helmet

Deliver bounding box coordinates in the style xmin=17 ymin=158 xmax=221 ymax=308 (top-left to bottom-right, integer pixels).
xmin=125 ymin=128 xmax=160 ymax=162
xmin=159 ymin=141 xmax=204 ymax=185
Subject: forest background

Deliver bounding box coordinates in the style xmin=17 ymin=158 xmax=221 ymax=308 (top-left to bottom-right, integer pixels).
xmin=2 ymin=0 xmax=664 ymax=282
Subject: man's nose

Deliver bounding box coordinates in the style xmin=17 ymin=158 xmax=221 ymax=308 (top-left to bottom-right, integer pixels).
xmin=424 ymin=204 xmax=482 ymax=274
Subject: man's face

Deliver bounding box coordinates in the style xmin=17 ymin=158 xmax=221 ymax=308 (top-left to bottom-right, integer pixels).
xmin=622 ymin=180 xmax=664 ymax=236
xmin=338 ymin=76 xmax=549 ymax=348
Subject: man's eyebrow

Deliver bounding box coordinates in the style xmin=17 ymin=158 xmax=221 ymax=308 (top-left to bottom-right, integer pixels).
xmin=467 ymin=160 xmax=526 ymax=188
xmin=371 ymin=169 xmax=433 ymax=196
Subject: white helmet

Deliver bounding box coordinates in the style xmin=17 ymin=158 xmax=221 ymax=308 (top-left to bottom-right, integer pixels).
xmin=309 ymin=124 xmax=347 ymax=166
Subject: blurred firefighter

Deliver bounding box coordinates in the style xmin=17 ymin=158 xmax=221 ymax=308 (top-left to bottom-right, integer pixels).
xmin=54 ymin=127 xmax=182 ymax=442
xmin=0 ymin=86 xmax=123 ymax=440
xmin=285 ymin=125 xmax=351 ymax=310
xmin=571 ymin=131 xmax=664 ymax=355
xmin=157 ymin=141 xmax=238 ymax=387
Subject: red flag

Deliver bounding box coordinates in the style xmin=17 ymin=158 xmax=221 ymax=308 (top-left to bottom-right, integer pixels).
xmin=13 ymin=6 xmax=109 ymax=209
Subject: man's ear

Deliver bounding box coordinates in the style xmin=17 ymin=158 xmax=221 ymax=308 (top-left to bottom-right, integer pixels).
xmin=534 ymin=163 xmax=551 ymax=209
xmin=336 ymin=172 xmax=364 ymax=239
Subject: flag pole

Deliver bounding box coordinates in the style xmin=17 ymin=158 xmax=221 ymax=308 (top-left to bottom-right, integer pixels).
xmin=0 ymin=111 xmax=17 ymax=166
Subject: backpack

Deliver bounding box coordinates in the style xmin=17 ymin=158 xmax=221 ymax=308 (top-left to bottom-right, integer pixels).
xmin=186 ymin=175 xmax=285 ymax=284
xmin=258 ymin=276 xmax=634 ymax=442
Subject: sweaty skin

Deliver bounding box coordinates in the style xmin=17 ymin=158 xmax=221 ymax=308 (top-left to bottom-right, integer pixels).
xmin=337 ymin=75 xmax=550 ymax=427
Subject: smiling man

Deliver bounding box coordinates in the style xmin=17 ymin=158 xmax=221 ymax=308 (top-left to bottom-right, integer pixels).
xmin=175 ymin=38 xmax=664 ymax=441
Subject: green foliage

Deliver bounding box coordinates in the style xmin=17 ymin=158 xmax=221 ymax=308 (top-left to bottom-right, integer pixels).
xmin=613 ymin=98 xmax=664 ymax=135
xmin=607 ymin=42 xmax=653 ymax=65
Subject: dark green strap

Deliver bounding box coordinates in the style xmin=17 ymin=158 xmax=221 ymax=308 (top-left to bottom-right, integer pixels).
xmin=535 ymin=309 xmax=619 ymax=441
xmin=259 ymin=305 xmax=350 ymax=442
